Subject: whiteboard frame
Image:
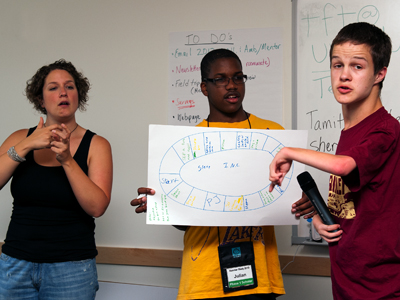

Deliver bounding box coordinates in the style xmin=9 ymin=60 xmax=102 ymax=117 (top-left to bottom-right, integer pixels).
xmin=291 ymin=0 xmax=328 ymax=246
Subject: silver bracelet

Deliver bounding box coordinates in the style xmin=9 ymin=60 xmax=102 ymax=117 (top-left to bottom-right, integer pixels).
xmin=7 ymin=146 xmax=26 ymax=163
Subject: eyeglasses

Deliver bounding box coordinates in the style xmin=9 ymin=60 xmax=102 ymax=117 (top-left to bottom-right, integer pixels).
xmin=202 ymin=75 xmax=247 ymax=86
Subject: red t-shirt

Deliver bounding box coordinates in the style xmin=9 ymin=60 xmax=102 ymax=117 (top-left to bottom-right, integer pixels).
xmin=328 ymin=107 xmax=400 ymax=299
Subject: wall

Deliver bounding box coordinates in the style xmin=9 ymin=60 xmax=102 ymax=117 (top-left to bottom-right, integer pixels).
xmin=0 ymin=1 xmax=332 ymax=299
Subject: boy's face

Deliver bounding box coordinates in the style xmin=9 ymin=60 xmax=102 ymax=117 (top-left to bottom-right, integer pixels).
xmin=330 ymin=42 xmax=386 ymax=108
xmin=201 ymin=57 xmax=245 ymax=121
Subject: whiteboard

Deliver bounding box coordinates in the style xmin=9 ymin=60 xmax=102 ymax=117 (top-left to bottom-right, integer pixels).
xmin=294 ymin=0 xmax=400 ymax=222
xmin=168 ymin=28 xmax=283 ymax=126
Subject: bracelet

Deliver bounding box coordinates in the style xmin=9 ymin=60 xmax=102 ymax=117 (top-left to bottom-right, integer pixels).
xmin=7 ymin=146 xmax=26 ymax=163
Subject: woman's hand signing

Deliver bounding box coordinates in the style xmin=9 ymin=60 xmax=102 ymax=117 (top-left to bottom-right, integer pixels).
xmin=50 ymin=123 xmax=74 ymax=164
xmin=24 ymin=117 xmax=62 ymax=151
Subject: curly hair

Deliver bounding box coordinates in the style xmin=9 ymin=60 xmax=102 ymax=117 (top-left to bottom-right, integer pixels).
xmin=25 ymin=59 xmax=90 ymax=114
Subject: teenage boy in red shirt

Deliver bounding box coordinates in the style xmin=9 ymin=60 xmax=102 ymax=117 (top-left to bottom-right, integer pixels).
xmin=269 ymin=22 xmax=400 ymax=299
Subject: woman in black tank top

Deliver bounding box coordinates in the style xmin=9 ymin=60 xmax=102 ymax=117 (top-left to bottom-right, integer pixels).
xmin=0 ymin=60 xmax=113 ymax=300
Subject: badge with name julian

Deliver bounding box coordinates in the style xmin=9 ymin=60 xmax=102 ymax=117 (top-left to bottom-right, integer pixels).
xmin=218 ymin=241 xmax=258 ymax=293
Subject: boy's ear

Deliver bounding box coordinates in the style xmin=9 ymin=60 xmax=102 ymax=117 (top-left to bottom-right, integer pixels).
xmin=200 ymin=81 xmax=208 ymax=96
xmin=374 ymin=67 xmax=388 ymax=84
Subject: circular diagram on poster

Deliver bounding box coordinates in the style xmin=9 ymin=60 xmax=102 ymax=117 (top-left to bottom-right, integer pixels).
xmin=158 ymin=130 xmax=293 ymax=212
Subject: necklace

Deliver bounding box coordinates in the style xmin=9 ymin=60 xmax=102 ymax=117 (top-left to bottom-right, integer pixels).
xmin=70 ymin=124 xmax=79 ymax=134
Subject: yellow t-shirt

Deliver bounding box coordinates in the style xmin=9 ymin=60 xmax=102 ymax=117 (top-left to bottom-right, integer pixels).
xmin=177 ymin=114 xmax=285 ymax=300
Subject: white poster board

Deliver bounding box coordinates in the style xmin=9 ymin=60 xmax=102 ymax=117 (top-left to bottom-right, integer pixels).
xmin=146 ymin=125 xmax=308 ymax=226
xmin=168 ymin=27 xmax=283 ymax=126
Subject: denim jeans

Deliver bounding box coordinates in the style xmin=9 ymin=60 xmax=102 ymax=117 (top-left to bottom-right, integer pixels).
xmin=0 ymin=253 xmax=98 ymax=300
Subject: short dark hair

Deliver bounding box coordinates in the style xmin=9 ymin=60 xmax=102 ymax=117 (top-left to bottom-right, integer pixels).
xmin=25 ymin=59 xmax=90 ymax=114
xmin=330 ymin=22 xmax=392 ymax=89
xmin=200 ymin=49 xmax=242 ymax=80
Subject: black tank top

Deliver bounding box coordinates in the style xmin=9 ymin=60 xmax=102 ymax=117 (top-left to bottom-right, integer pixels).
xmin=2 ymin=127 xmax=98 ymax=263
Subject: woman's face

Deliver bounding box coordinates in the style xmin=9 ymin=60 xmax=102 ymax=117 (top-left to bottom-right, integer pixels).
xmin=41 ymin=69 xmax=79 ymax=119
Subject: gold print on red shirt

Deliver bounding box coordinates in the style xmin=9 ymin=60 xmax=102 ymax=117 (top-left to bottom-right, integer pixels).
xmin=327 ymin=174 xmax=356 ymax=219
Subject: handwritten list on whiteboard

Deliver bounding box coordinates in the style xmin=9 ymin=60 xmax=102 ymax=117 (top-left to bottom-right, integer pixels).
xmin=168 ymin=27 xmax=283 ymax=126
xmin=296 ymin=1 xmax=400 ymax=154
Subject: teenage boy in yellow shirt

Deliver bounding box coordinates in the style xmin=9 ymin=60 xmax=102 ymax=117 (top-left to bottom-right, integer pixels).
xmin=132 ymin=49 xmax=315 ymax=300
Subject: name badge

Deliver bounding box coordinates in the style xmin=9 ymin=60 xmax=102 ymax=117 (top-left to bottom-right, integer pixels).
xmin=218 ymin=241 xmax=258 ymax=293
xmin=226 ymin=265 xmax=254 ymax=288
